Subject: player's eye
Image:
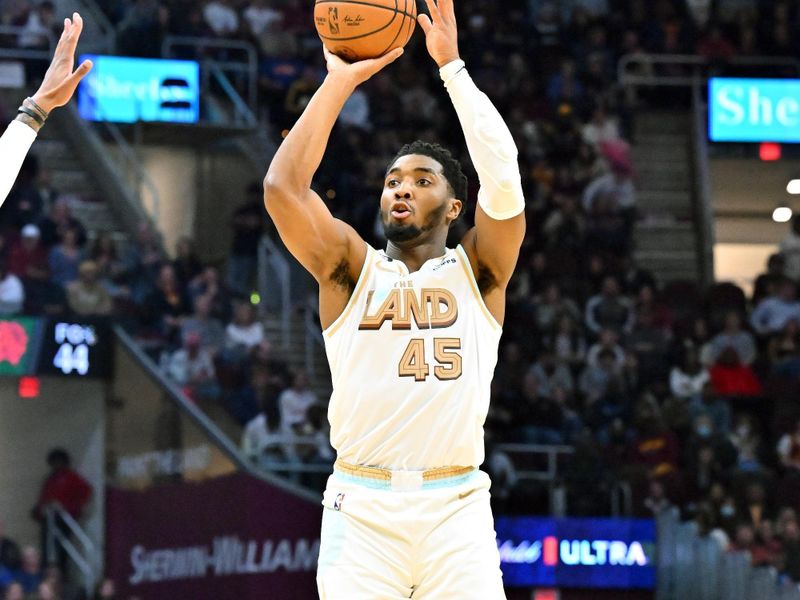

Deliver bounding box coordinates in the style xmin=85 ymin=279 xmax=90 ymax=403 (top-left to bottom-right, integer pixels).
xmin=387 ymin=179 xmax=400 ymax=187
xmin=417 ymin=179 xmax=431 ymax=186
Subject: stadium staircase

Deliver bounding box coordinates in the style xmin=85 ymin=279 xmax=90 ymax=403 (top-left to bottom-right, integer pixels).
xmin=0 ymin=89 xmax=131 ymax=247
xmin=632 ymin=110 xmax=703 ymax=283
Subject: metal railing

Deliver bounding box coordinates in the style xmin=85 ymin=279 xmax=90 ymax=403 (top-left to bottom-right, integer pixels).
xmin=618 ymin=53 xmax=800 ymax=88
xmin=656 ymin=507 xmax=800 ymax=600
xmin=0 ymin=25 xmax=55 ymax=58
xmin=96 ymin=119 xmax=161 ymax=223
xmin=691 ymin=81 xmax=716 ymax=287
xmin=113 ymin=325 xmax=320 ymax=503
xmin=494 ymin=443 xmax=574 ymax=515
xmin=257 ymin=235 xmax=291 ymax=350
xmin=45 ymin=504 xmax=100 ymax=593
xmin=162 ymin=36 xmax=259 ymax=123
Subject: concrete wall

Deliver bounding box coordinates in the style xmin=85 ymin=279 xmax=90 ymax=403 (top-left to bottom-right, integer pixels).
xmin=0 ymin=378 xmax=105 ymax=554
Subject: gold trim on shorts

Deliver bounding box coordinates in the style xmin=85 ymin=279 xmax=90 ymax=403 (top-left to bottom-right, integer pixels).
xmin=334 ymin=459 xmax=474 ymax=482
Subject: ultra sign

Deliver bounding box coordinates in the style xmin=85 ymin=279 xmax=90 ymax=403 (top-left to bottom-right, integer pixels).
xmin=496 ymin=516 xmax=656 ymax=589
xmin=709 ymin=78 xmax=800 ymax=143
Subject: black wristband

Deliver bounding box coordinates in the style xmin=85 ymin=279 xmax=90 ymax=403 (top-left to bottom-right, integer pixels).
xmin=25 ymin=97 xmax=50 ymax=120
xmin=18 ymin=106 xmax=45 ymax=126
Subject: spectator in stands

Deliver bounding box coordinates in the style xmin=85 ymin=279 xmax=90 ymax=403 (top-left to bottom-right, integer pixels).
xmin=528 ymin=349 xmax=574 ymax=399
xmin=0 ymin=520 xmax=20 ymax=573
xmin=172 ymin=237 xmax=203 ymax=290
xmin=582 ymin=144 xmax=636 ymax=214
xmin=188 ymin=267 xmax=232 ymax=323
xmin=203 ymin=0 xmax=240 ymax=37
xmin=241 ymin=393 xmax=288 ymax=466
xmin=780 ymin=216 xmax=800 ymax=282
xmin=739 ymin=480 xmax=773 ymax=529
xmin=142 ymin=264 xmax=191 ymax=343
xmin=546 ymin=312 xmax=587 ymax=371
xmin=642 ymin=478 xmax=672 ymax=515
xmin=89 ymin=233 xmax=128 ymax=300
xmin=37 ymin=199 xmax=86 ymax=249
xmin=708 ymin=310 xmax=756 ymax=366
xmin=165 ymin=331 xmax=219 ymax=401
xmin=32 ymin=449 xmax=92 ymax=575
xmin=3 ymin=582 xmax=24 ymax=600
xmin=119 ymin=224 xmax=163 ymax=304
xmin=753 ymin=253 xmax=786 ymax=306
xmin=534 ymin=282 xmax=582 ymax=334
xmin=581 ymin=102 xmax=620 ymax=149
xmin=180 ymin=294 xmax=225 ymax=357
xmin=0 ymin=258 xmax=24 ymax=315
xmin=586 ymin=327 xmax=627 ymax=371
xmin=66 ymin=260 xmax=113 ymax=316
xmin=224 ymin=299 xmax=264 ymax=359
xmin=42 ymin=564 xmax=83 ymax=600
xmin=767 ymin=319 xmax=800 ymax=377
xmin=627 ymin=306 xmax=669 ymax=384
xmin=670 ymin=346 xmax=710 ymax=400
xmin=8 ymin=224 xmax=47 ymax=279
xmin=750 ymin=278 xmax=800 ymax=336
xmin=227 ymin=187 xmax=264 ymax=296
xmin=279 ymin=370 xmax=317 ymax=433
xmin=93 ymin=578 xmax=116 ymax=600
xmin=242 ymin=0 xmax=282 ymax=37
xmin=777 ymin=419 xmax=800 ymax=472
xmin=47 ymin=226 xmax=82 ymax=287
xmin=585 ymin=276 xmax=634 ymax=336
xmin=728 ymin=414 xmax=765 ymax=472
xmin=579 ymin=347 xmax=623 ymax=404
xmin=18 ymin=1 xmax=56 ymax=50
xmin=783 ymin=518 xmax=800 ymax=581
xmin=518 ymin=372 xmax=565 ymax=445
xmin=629 ymin=398 xmax=680 ymax=481
xmin=117 ymin=0 xmax=168 ymax=57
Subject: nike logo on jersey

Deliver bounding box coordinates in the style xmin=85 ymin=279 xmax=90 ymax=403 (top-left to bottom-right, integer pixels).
xmin=359 ymin=288 xmax=458 ymax=331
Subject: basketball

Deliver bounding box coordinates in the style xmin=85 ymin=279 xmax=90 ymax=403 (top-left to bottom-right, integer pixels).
xmin=314 ymin=0 xmax=417 ymax=62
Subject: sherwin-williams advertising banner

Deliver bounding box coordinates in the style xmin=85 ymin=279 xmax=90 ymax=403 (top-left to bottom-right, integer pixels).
xmin=496 ymin=517 xmax=656 ymax=589
xmin=78 ymin=55 xmax=200 ymax=123
xmin=106 ymin=473 xmax=321 ymax=600
xmin=709 ymin=78 xmax=800 ymax=143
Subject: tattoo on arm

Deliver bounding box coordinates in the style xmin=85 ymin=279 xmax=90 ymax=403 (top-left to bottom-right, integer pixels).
xmin=15 ymin=112 xmax=42 ymax=133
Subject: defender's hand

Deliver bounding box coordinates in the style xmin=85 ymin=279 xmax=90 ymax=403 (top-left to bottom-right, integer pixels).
xmin=418 ymin=0 xmax=460 ymax=68
xmin=31 ymin=13 xmax=93 ymax=114
xmin=323 ymin=46 xmax=404 ymax=89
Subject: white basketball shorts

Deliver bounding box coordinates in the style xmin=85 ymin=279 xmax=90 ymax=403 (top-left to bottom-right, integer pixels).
xmin=316 ymin=466 xmax=506 ymax=599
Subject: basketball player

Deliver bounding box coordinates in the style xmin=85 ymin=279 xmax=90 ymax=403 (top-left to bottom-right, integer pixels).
xmin=263 ymin=0 xmax=525 ymax=596
xmin=0 ymin=13 xmax=93 ymax=204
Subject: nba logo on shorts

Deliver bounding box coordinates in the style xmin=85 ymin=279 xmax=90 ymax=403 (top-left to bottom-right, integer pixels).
xmin=328 ymin=7 xmax=340 ymax=34
xmin=334 ymin=493 xmax=345 ymax=511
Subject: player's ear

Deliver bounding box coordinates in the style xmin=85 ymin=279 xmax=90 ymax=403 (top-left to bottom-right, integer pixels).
xmin=448 ymin=198 xmax=463 ymax=222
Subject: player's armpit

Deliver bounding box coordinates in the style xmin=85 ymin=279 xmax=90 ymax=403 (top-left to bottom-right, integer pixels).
xmin=263 ymin=183 xmax=366 ymax=284
xmin=462 ymin=204 xmax=526 ymax=289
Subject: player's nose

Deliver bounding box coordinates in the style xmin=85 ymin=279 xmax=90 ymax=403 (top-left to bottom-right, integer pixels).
xmin=394 ymin=181 xmax=413 ymax=199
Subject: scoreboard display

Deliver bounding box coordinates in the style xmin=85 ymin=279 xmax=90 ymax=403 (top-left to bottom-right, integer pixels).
xmin=0 ymin=317 xmax=113 ymax=378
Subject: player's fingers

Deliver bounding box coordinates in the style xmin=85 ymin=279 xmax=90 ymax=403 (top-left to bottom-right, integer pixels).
xmin=65 ymin=13 xmax=83 ymax=52
xmin=424 ymin=0 xmax=441 ymax=23
xmin=61 ymin=59 xmax=93 ymax=94
xmin=417 ymin=14 xmax=433 ymax=35
xmin=374 ymin=47 xmax=403 ymax=69
xmin=440 ymin=0 xmax=456 ymax=22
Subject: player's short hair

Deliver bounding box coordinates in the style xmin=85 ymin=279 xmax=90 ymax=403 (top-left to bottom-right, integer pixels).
xmin=391 ymin=141 xmax=468 ymax=202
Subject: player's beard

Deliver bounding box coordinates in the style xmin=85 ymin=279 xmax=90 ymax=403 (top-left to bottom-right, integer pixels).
xmin=382 ymin=202 xmax=447 ymax=243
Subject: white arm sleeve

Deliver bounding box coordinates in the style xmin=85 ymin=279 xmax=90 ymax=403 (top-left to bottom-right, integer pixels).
xmin=0 ymin=120 xmax=37 ymax=207
xmin=440 ymin=59 xmax=525 ymax=220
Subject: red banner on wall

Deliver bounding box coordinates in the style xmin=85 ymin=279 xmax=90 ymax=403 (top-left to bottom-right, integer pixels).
xmin=106 ymin=473 xmax=322 ymax=600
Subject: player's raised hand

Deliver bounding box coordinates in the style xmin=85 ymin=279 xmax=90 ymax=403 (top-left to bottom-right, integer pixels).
xmin=323 ymin=46 xmax=404 ymax=88
xmin=31 ymin=12 xmax=93 ymax=114
xmin=418 ymin=0 xmax=461 ymax=68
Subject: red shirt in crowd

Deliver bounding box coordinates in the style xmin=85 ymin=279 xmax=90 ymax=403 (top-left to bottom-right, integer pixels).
xmin=35 ymin=468 xmax=92 ymax=519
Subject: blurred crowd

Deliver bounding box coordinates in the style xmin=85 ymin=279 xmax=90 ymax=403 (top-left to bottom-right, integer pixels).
xmin=2 ymin=0 xmax=800 ymax=596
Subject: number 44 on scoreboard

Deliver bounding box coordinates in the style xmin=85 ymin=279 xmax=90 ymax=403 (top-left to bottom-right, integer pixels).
xmin=52 ymin=322 xmax=97 ymax=376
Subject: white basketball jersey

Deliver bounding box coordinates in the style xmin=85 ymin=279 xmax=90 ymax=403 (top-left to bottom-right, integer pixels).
xmin=323 ymin=244 xmax=502 ymax=470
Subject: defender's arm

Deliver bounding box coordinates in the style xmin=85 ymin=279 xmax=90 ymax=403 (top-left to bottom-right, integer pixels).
xmin=263 ymin=48 xmax=403 ymax=283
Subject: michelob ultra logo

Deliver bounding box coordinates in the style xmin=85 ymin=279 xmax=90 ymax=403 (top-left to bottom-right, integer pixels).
xmin=495 ymin=517 xmax=656 ymax=590
xmin=498 ymin=536 xmax=649 ymax=567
